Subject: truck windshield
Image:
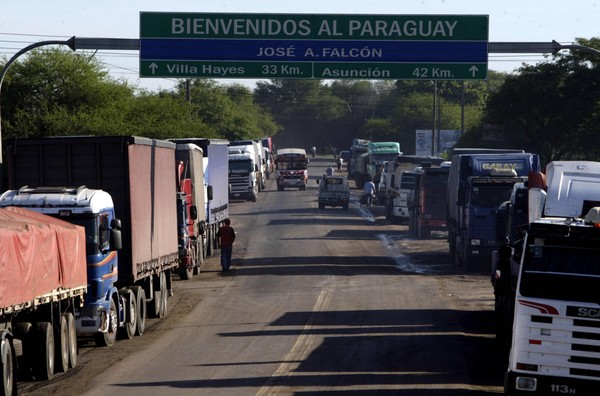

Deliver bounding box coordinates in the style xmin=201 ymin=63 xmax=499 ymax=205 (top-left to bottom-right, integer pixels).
xmin=370 ymin=154 xmax=398 ymax=164
xmin=62 ymin=215 xmax=102 ymax=256
xmin=229 ymin=160 xmax=253 ymax=173
xmin=400 ymin=175 xmax=417 ymax=189
xmin=277 ymin=160 xmax=307 ymax=170
xmin=423 ymin=173 xmax=449 ymax=188
xmin=520 ymin=241 xmax=600 ymax=303
xmin=471 ymin=185 xmax=514 ymax=207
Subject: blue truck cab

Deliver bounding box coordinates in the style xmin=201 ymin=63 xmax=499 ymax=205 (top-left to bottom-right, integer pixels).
xmin=0 ymin=186 xmax=125 ymax=346
xmin=447 ymin=153 xmax=540 ymax=271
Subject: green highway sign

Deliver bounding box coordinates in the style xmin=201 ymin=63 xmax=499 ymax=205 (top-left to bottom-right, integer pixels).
xmin=140 ymin=13 xmax=489 ymax=80
xmin=140 ymin=60 xmax=487 ymax=80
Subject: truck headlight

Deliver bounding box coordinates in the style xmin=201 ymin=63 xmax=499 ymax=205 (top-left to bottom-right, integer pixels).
xmin=516 ymin=377 xmax=537 ymax=391
xmin=470 ymin=239 xmax=481 ymax=246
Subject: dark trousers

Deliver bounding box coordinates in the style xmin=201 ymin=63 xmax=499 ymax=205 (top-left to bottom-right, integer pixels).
xmin=221 ymin=245 xmax=233 ymax=271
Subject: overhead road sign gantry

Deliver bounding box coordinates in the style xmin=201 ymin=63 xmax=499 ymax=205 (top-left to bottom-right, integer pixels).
xmin=140 ymin=13 xmax=488 ymax=80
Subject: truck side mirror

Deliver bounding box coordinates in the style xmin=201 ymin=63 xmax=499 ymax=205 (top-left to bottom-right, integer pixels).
xmin=110 ymin=229 xmax=122 ymax=251
xmin=190 ymin=205 xmax=198 ymax=220
xmin=207 ymin=185 xmax=214 ymax=201
xmin=111 ymin=218 xmax=122 ymax=230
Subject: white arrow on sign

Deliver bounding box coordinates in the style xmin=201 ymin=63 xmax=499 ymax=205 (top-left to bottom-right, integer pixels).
xmin=149 ymin=63 xmax=159 ymax=75
xmin=469 ymin=66 xmax=479 ymax=77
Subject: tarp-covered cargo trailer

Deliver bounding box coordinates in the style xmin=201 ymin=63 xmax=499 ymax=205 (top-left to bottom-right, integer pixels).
xmin=4 ymin=136 xmax=179 ymax=285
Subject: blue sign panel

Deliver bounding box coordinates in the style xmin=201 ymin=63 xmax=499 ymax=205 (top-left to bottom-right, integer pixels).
xmin=140 ymin=39 xmax=487 ymax=63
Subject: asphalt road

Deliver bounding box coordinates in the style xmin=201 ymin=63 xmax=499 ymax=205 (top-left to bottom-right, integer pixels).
xmin=20 ymin=157 xmax=505 ymax=395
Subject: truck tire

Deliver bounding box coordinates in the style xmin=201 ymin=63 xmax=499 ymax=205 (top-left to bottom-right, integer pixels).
xmin=131 ymin=286 xmax=146 ymax=336
xmin=418 ymin=224 xmax=431 ymax=239
xmin=32 ymin=322 xmax=54 ymax=381
xmin=12 ymin=323 xmax=32 ymax=374
xmin=118 ymin=289 xmax=137 ymax=340
xmin=64 ymin=313 xmax=77 ymax=369
xmin=179 ymin=248 xmax=195 ymax=281
xmin=54 ymin=314 xmax=69 ymax=373
xmin=193 ymin=240 xmax=203 ymax=275
xmin=206 ymin=228 xmax=214 ymax=257
xmin=159 ymin=271 xmax=168 ymax=318
xmin=1 ymin=337 xmax=16 ymax=396
xmin=93 ymin=298 xmax=117 ymax=347
xmin=149 ymin=275 xmax=162 ymax=319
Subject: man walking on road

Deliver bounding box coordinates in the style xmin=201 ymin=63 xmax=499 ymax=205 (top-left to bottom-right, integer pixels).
xmin=217 ymin=218 xmax=236 ymax=272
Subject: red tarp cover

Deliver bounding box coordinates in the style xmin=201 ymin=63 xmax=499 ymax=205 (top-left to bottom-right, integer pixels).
xmin=0 ymin=207 xmax=87 ymax=309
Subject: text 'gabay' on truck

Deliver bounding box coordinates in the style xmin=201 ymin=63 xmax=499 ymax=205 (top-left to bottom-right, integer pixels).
xmin=0 ymin=206 xmax=88 ymax=392
xmin=447 ymin=152 xmax=540 ymax=271
xmin=2 ymin=136 xmax=179 ymax=354
xmin=495 ymin=161 xmax=600 ymax=395
xmin=275 ymin=148 xmax=308 ymax=191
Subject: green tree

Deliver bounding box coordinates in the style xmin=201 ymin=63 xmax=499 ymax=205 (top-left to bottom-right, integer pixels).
xmin=475 ymin=38 xmax=600 ymax=163
xmin=178 ymin=79 xmax=279 ymax=142
xmin=1 ymin=48 xmax=133 ymax=137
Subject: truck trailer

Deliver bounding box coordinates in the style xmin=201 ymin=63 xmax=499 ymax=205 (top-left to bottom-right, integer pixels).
xmin=2 ymin=136 xmax=179 ymax=348
xmin=0 ymin=206 xmax=88 ymax=392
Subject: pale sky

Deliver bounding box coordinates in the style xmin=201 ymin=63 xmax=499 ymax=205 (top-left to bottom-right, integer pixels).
xmin=1 ymin=0 xmax=598 ymax=92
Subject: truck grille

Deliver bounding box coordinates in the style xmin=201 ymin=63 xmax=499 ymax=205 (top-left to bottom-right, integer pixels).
xmin=515 ymin=303 xmax=600 ymax=380
xmin=229 ymin=176 xmax=249 ymax=192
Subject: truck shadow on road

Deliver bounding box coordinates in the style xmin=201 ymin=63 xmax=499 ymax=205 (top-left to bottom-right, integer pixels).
xmin=110 ymin=308 xmax=504 ymax=394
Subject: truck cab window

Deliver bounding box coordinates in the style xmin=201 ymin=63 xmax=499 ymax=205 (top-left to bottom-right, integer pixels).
xmin=99 ymin=213 xmax=110 ymax=252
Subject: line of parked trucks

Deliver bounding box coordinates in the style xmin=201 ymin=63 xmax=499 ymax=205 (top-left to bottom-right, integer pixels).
xmin=0 ymin=135 xmax=271 ymax=395
xmin=344 ymin=138 xmax=600 ymax=393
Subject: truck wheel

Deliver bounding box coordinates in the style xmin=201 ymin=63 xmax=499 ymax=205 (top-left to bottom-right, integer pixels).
xmin=461 ymin=245 xmax=470 ymax=271
xmin=193 ymin=240 xmax=203 ymax=275
xmin=179 ymin=253 xmax=195 ymax=281
xmin=149 ymin=276 xmax=162 ymax=319
xmin=159 ymin=271 xmax=168 ymax=318
xmin=93 ymin=299 xmax=117 ymax=347
xmin=418 ymin=224 xmax=431 ymax=239
xmin=251 ymin=194 xmax=257 ymax=202
xmin=12 ymin=323 xmax=32 ymax=374
xmin=32 ymin=322 xmax=54 ymax=381
xmin=64 ymin=313 xmax=77 ymax=369
xmin=54 ymin=314 xmax=69 ymax=373
xmin=131 ymin=286 xmax=146 ymax=336
xmin=1 ymin=337 xmax=16 ymax=396
xmin=118 ymin=289 xmax=137 ymax=340
xmin=206 ymin=228 xmax=214 ymax=257
xmin=448 ymin=231 xmax=455 ymax=258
